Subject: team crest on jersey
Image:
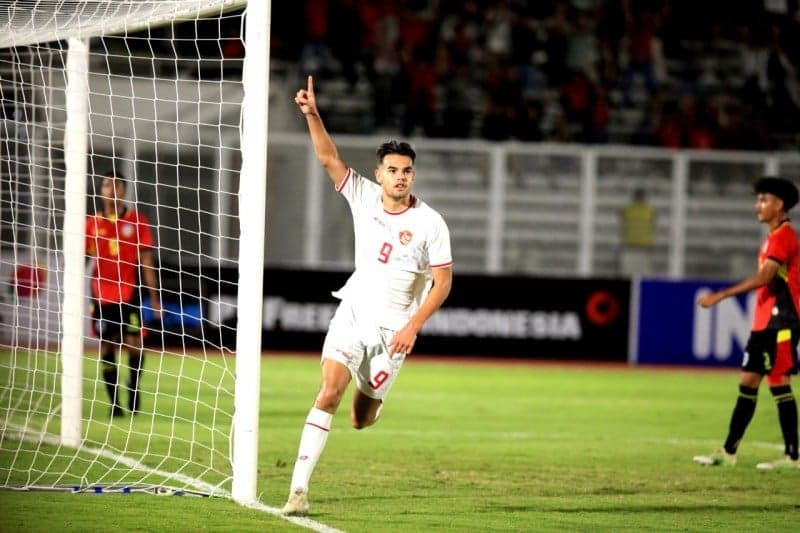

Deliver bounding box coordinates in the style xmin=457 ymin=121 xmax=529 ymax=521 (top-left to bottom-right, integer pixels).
xmin=399 ymin=230 xmax=412 ymax=245
xmin=121 ymin=223 xmax=135 ymax=238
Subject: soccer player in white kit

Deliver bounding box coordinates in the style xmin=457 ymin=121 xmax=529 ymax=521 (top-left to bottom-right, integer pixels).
xmin=281 ymin=76 xmax=454 ymax=516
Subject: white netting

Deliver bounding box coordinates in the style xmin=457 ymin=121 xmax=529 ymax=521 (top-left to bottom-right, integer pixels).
xmin=1 ymin=0 xmax=253 ymax=497
xmin=1 ymin=0 xmax=245 ymax=48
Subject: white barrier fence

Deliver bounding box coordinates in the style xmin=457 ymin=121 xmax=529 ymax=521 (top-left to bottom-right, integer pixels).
xmin=265 ymin=134 xmax=800 ymax=280
xmin=2 ymin=66 xmax=798 ymax=280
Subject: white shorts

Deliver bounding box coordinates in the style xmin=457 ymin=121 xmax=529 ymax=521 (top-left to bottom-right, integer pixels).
xmin=321 ymin=301 xmax=406 ymax=400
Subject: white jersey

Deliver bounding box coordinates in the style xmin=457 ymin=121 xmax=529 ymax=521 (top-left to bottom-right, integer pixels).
xmin=332 ymin=168 xmax=453 ymax=329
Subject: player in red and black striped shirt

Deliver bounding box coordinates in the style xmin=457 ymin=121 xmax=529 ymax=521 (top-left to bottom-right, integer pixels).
xmin=86 ymin=170 xmax=161 ymax=416
xmin=693 ymin=177 xmax=800 ymax=470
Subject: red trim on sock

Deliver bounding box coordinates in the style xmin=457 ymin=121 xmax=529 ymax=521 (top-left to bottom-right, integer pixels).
xmin=305 ymin=422 xmax=330 ymax=432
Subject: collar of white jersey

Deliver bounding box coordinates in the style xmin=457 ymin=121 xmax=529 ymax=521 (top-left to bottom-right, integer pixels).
xmin=384 ymin=195 xmax=418 ymax=215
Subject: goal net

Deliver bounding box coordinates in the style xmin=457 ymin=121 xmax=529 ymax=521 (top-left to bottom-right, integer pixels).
xmin=0 ymin=0 xmax=268 ymax=503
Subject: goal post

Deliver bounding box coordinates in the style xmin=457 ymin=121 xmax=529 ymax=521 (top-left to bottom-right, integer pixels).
xmin=61 ymin=36 xmax=90 ymax=449
xmin=1 ymin=0 xmax=269 ymax=506
xmin=232 ymin=0 xmax=269 ymax=504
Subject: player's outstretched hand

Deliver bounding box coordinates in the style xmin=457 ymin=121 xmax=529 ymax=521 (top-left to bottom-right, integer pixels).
xmin=697 ymin=291 xmax=722 ymax=308
xmin=294 ymin=75 xmax=318 ymax=116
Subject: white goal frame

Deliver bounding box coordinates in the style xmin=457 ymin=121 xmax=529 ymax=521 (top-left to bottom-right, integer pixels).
xmin=3 ymin=0 xmax=270 ymax=505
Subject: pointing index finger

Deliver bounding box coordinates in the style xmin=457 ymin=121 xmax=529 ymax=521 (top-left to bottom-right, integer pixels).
xmin=307 ymin=75 xmax=313 ymax=93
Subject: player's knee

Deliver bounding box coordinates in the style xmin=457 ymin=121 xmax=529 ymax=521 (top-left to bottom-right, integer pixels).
xmin=350 ymin=414 xmax=375 ymax=430
xmin=769 ymin=383 xmax=793 ymax=396
xmin=350 ymin=404 xmax=381 ymax=429
xmin=315 ymin=384 xmax=345 ymax=412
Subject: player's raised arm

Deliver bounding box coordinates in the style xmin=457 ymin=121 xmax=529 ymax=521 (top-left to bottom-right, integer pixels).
xmin=294 ymin=75 xmax=348 ymax=188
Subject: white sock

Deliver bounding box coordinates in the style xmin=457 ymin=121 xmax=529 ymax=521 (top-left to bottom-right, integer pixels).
xmin=289 ymin=407 xmax=333 ymax=492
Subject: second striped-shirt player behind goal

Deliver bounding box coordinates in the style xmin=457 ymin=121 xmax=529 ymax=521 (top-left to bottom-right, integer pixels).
xmin=280 ymin=75 xmax=454 ymax=516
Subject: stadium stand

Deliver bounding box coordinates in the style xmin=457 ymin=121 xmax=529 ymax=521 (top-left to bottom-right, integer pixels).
xmin=268 ymin=0 xmax=800 ymax=150
xmin=80 ymin=1 xmax=799 ymax=149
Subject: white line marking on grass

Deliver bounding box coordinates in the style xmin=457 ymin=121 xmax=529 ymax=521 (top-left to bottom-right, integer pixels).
xmin=241 ymin=500 xmax=345 ymax=533
xmin=371 ymin=428 xmax=785 ymax=451
xmin=3 ymin=421 xmax=343 ymax=533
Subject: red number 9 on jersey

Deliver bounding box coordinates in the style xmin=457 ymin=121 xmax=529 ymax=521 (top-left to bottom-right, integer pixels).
xmin=369 ymin=370 xmax=389 ymax=390
xmin=377 ymin=242 xmax=393 ymax=263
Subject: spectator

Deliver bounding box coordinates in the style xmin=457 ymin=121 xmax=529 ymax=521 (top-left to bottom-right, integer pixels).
xmin=619 ymin=187 xmax=656 ymax=276
xmin=588 ymin=83 xmax=610 ymax=143
xmin=439 ymin=0 xmax=482 ymax=67
xmin=738 ymin=23 xmax=770 ymax=108
xmin=566 ymin=8 xmax=599 ymax=82
xmin=655 ymin=100 xmax=683 ymax=148
xmin=620 ymin=6 xmax=661 ymax=106
xmin=483 ymin=0 xmax=515 ymax=60
xmin=766 ymin=25 xmax=800 ymax=135
xmin=440 ymin=65 xmax=475 ymax=138
xmin=369 ymin=2 xmax=402 ymax=129
xmin=300 ymin=0 xmax=332 ymax=75
xmin=481 ymin=59 xmax=522 ymax=141
xmin=560 ymin=69 xmax=592 ymax=140
xmin=542 ymin=1 xmax=570 ymax=86
xmin=327 ymin=0 xmax=363 ymax=87
xmin=514 ymin=97 xmax=544 ymax=142
xmin=510 ymin=7 xmax=545 ymax=93
xmin=685 ymin=99 xmax=716 ymax=149
xmin=595 ymin=0 xmax=627 ymax=87
xmin=400 ymin=46 xmax=438 ymax=137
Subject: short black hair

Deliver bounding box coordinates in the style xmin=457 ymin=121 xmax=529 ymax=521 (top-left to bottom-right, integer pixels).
xmin=754 ymin=176 xmax=799 ymax=211
xmin=103 ymin=169 xmax=127 ymax=190
xmin=376 ymin=140 xmax=416 ymax=164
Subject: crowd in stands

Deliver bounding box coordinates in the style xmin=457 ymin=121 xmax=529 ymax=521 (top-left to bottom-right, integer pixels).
xmin=271 ymin=0 xmax=800 ymax=150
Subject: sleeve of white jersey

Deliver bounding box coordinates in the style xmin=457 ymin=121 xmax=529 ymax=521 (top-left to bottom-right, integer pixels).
xmin=335 ymin=168 xmax=375 ymax=210
xmin=428 ymin=212 xmax=453 ymax=269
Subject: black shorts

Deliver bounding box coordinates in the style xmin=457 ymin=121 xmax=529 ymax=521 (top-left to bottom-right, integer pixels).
xmin=91 ymin=299 xmax=144 ymax=341
xmin=743 ymin=328 xmax=799 ymax=383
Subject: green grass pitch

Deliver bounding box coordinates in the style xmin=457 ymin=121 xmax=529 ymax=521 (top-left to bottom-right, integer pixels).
xmin=1 ymin=353 xmax=798 ymax=532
